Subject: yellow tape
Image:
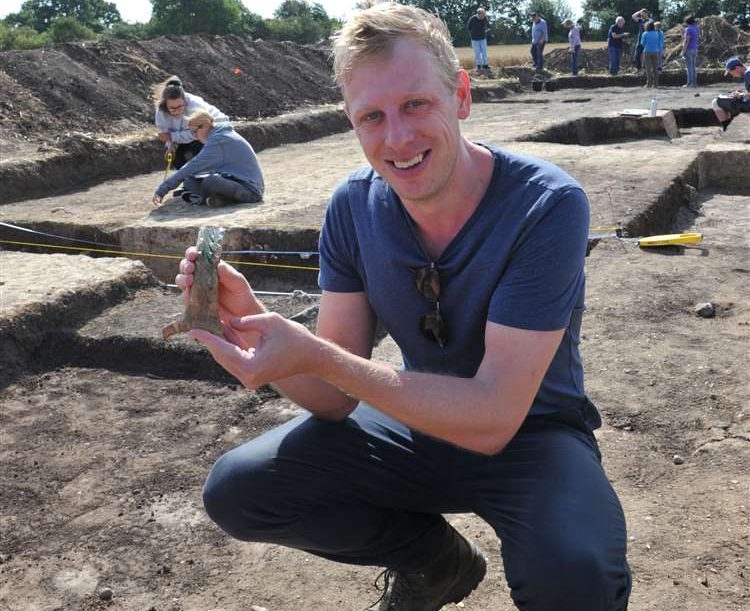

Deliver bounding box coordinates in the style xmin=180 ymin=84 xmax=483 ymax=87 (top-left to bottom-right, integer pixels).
xmin=0 ymin=240 xmax=320 ymax=272
xmin=163 ymin=151 xmax=174 ymax=181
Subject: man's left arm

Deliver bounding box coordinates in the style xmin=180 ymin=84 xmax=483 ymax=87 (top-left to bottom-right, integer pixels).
xmin=211 ymin=311 xmax=562 ymax=456
xmin=308 ymin=321 xmax=563 ymax=455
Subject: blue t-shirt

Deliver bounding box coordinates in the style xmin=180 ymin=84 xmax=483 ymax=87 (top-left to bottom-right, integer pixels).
xmin=641 ymin=30 xmax=661 ymax=53
xmin=531 ymin=19 xmax=548 ymax=44
xmin=319 ymin=147 xmax=593 ymax=420
xmin=684 ymin=24 xmax=700 ymax=50
xmin=745 ymin=70 xmax=750 ymax=91
xmin=608 ymin=24 xmax=624 ymax=48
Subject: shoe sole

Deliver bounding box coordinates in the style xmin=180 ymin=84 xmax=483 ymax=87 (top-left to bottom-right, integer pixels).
xmin=436 ymin=546 xmax=487 ymax=610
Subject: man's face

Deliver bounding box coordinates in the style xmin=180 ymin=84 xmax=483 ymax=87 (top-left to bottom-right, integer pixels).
xmin=343 ymin=37 xmax=470 ymax=207
xmin=728 ymin=65 xmax=744 ymax=78
xmin=532 ymin=15 xmax=539 ymax=23
xmin=616 ymin=17 xmax=624 ymax=27
xmin=477 ymin=9 xmax=485 ymax=19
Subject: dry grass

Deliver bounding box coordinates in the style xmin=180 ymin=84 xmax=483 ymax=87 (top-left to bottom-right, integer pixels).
xmin=456 ymin=41 xmax=607 ymax=68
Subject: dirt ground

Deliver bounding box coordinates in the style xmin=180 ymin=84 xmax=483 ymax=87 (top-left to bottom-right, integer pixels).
xmin=1 ymin=38 xmax=749 ymax=611
xmin=0 ymin=35 xmax=339 ymax=159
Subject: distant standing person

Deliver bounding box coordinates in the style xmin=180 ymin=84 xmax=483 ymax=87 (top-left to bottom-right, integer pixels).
xmin=641 ymin=21 xmax=661 ymax=88
xmin=654 ymin=21 xmax=665 ymax=70
xmin=711 ymin=57 xmax=750 ymax=131
xmin=152 ymin=111 xmax=264 ymax=208
xmin=631 ymin=9 xmax=650 ymax=70
xmin=682 ymin=15 xmax=701 ymax=87
xmin=530 ymin=13 xmax=548 ymax=70
xmin=563 ymin=18 xmax=582 ymax=76
xmin=467 ymin=7 xmax=489 ymax=70
xmin=607 ymin=16 xmax=629 ymax=76
xmin=152 ymin=76 xmax=229 ymax=169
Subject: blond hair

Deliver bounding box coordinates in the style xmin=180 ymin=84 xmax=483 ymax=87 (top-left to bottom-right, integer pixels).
xmin=331 ymin=2 xmax=459 ymax=91
xmin=187 ymin=110 xmax=213 ymax=130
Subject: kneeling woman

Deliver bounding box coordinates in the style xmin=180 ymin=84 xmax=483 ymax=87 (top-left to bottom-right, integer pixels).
xmin=153 ymin=111 xmax=264 ymax=207
xmin=153 ymin=76 xmax=229 ymax=169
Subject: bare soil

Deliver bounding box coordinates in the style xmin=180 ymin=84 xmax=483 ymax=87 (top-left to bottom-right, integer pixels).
xmin=0 ymin=34 xmax=749 ymax=611
xmin=0 ymin=35 xmax=339 ymax=157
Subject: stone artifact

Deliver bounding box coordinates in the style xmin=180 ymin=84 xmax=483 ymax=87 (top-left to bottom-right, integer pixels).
xmin=162 ymin=225 xmax=225 ymax=339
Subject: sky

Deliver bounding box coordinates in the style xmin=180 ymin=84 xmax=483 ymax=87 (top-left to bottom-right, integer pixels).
xmin=0 ymin=1 xmax=585 ymax=25
xmin=0 ymin=1 xmax=356 ymax=23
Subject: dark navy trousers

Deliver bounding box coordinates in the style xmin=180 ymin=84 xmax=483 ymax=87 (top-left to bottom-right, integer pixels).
xmin=203 ymin=403 xmax=631 ymax=610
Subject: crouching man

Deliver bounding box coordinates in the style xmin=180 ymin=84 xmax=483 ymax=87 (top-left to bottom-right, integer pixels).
xmin=153 ymin=110 xmax=264 ymax=207
xmin=177 ymin=3 xmax=631 ymax=610
xmin=712 ymin=56 xmax=750 ymax=131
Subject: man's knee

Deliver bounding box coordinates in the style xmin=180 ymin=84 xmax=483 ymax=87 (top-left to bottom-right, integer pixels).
xmin=199 ymin=174 xmax=224 ymax=195
xmin=202 ymin=448 xmax=275 ymax=540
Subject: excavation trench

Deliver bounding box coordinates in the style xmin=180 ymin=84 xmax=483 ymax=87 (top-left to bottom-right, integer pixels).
xmin=519 ymin=108 xmax=721 ymax=146
xmin=0 ymin=106 xmax=350 ymax=205
xmin=3 ymin=147 xmax=746 ymax=389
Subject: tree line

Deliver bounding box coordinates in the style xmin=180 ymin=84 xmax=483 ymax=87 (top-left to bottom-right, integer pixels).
xmin=1 ymin=0 xmax=748 ymax=52
xmin=0 ymin=0 xmax=341 ymax=50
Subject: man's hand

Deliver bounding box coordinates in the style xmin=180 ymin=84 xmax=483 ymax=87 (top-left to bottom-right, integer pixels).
xmin=176 ymin=247 xmax=263 ymax=322
xmin=190 ymin=313 xmax=318 ymax=390
xmin=153 ymin=193 xmax=163 ymax=206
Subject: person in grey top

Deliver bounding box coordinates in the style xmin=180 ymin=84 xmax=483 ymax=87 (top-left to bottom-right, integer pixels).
xmin=530 ymin=13 xmax=548 ymax=70
xmin=152 ymin=76 xmax=229 ymax=169
xmin=152 ymin=111 xmax=264 ymax=208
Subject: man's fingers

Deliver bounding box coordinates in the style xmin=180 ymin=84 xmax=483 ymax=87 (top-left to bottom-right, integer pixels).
xmin=174 ymin=272 xmax=193 ymax=289
xmin=228 ymin=313 xmax=276 ymax=334
xmin=190 ymin=329 xmax=258 ymax=387
xmin=179 ymin=258 xmax=195 ymax=275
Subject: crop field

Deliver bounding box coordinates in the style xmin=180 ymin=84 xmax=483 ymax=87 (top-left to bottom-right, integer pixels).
xmin=455 ymin=41 xmax=607 ymax=68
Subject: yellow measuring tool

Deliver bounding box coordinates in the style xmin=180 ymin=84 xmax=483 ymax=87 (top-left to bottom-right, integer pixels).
xmin=163 ymin=151 xmax=174 ymax=180
xmin=589 ymin=230 xmax=703 ymax=248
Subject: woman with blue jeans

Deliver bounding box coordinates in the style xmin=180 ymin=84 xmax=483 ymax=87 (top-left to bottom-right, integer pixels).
xmin=641 ymin=21 xmax=661 ymax=87
xmin=682 ymin=15 xmax=700 ymax=87
xmin=564 ymin=19 xmax=582 ymax=76
xmin=467 ymin=7 xmax=489 ymax=70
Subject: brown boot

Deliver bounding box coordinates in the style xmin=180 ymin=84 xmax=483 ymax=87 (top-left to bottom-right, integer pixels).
xmin=372 ymin=527 xmax=486 ymax=611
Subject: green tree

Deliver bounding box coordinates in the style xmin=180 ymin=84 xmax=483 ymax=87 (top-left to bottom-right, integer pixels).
xmin=47 ymin=15 xmax=98 ymax=42
xmin=105 ymin=21 xmax=149 ymax=40
xmin=0 ymin=22 xmax=47 ymax=50
xmin=265 ymin=0 xmax=338 ymax=44
xmin=659 ymin=0 xmax=720 ymax=24
xmin=241 ymin=11 xmax=269 ymax=39
xmin=582 ymin=0 xmax=661 ymax=38
xmin=720 ymin=0 xmax=750 ymax=28
xmin=406 ymin=0 xmax=481 ymax=46
xmin=3 ymin=0 xmax=121 ymax=33
xmin=403 ymin=0 xmax=574 ymax=45
xmin=527 ymin=0 xmax=575 ymax=40
xmin=148 ymin=0 xmax=260 ymax=36
xmin=489 ymin=1 xmax=531 ymax=43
